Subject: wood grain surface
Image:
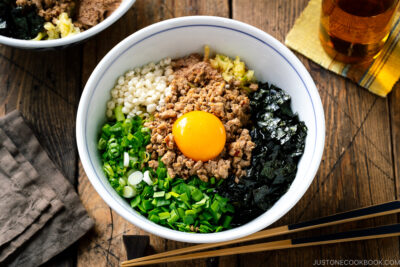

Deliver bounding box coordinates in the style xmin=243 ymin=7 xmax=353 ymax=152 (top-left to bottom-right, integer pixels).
xmin=0 ymin=39 xmax=82 ymax=267
xmin=0 ymin=0 xmax=399 ymax=266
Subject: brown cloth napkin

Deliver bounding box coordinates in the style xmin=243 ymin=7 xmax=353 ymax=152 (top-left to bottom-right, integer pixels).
xmin=0 ymin=148 xmax=50 ymax=248
xmin=0 ymin=136 xmax=64 ymax=262
xmin=0 ymin=110 xmax=94 ymax=267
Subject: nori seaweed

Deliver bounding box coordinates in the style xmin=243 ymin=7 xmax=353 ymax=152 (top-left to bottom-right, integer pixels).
xmin=217 ymin=82 xmax=307 ymax=227
xmin=0 ymin=0 xmax=44 ymax=40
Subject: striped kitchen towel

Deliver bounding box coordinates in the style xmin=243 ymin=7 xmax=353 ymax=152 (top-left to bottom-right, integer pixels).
xmin=285 ymin=0 xmax=400 ymax=97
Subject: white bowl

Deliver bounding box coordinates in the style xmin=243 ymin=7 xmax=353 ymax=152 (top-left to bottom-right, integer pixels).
xmin=0 ymin=0 xmax=136 ymax=50
xmin=76 ymin=16 xmax=325 ymax=243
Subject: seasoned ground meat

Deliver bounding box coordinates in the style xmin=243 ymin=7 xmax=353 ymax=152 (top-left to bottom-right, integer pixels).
xmin=145 ymin=54 xmax=256 ymax=182
xmin=16 ymin=0 xmax=76 ymax=23
xmin=75 ymin=0 xmax=121 ymax=29
xmin=16 ymin=0 xmax=121 ymax=29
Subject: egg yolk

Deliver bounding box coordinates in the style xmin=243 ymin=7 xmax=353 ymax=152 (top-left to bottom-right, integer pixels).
xmin=172 ymin=111 xmax=226 ymax=162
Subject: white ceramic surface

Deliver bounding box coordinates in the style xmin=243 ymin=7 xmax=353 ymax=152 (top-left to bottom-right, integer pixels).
xmin=0 ymin=0 xmax=136 ymax=50
xmin=76 ymin=16 xmax=325 ymax=243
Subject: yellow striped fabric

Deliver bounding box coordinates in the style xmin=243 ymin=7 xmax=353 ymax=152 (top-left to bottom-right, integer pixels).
xmin=285 ymin=0 xmax=400 ymax=97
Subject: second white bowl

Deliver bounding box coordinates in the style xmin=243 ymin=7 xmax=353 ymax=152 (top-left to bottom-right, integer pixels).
xmin=0 ymin=0 xmax=136 ymax=50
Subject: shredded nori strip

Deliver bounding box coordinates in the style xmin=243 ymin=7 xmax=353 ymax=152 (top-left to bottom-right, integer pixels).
xmin=217 ymin=82 xmax=307 ymax=227
xmin=0 ymin=0 xmax=44 ymax=40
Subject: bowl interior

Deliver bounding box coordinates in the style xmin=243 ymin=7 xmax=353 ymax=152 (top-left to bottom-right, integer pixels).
xmin=78 ymin=17 xmax=324 ymax=243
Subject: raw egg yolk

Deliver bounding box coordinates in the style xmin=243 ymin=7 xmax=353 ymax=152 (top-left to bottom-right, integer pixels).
xmin=172 ymin=111 xmax=226 ymax=161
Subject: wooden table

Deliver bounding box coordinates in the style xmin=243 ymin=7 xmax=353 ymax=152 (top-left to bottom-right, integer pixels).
xmin=1 ymin=0 xmax=400 ymax=266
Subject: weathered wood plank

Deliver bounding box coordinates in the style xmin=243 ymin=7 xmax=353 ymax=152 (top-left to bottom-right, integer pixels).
xmin=80 ymin=0 xmax=230 ymax=85
xmin=77 ymin=0 xmax=400 ymax=266
xmin=77 ymin=1 xmax=230 ymax=266
xmin=0 ymin=47 xmax=82 ymax=184
xmin=232 ymin=0 xmax=399 ymax=266
xmin=389 ymin=82 xmax=400 ymax=201
xmin=0 ymin=46 xmax=82 ymax=266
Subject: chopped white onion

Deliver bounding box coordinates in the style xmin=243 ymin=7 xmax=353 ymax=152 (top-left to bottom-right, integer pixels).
xmin=123 ymin=152 xmax=129 ymax=167
xmin=128 ymin=171 xmax=143 ymax=186
xmin=143 ymin=170 xmax=153 ymax=185
xmin=107 ymin=58 xmax=173 ymax=117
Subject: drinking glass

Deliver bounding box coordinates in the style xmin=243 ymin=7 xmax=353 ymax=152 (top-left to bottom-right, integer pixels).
xmin=320 ymin=0 xmax=399 ymax=63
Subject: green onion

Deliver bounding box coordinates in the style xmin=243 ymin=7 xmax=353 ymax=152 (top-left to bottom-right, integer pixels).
xmin=183 ymin=215 xmax=194 ymax=225
xmin=103 ymin=163 xmax=114 ymax=177
xmin=199 ymin=224 xmax=212 ymax=233
xmin=177 ymin=208 xmax=185 ymax=218
xmin=118 ymin=178 xmax=127 ymax=187
xmin=156 ymin=199 xmax=170 ymax=207
xmin=114 ymin=106 xmax=125 ymax=122
xmin=156 ymin=166 xmax=167 ymax=180
xmin=130 ymin=195 xmax=141 ymax=208
xmin=109 ymin=124 xmax=122 ymax=135
xmin=193 ymin=207 xmax=202 ymax=214
xmin=149 ymin=214 xmax=160 ymax=223
xmin=180 ymin=193 xmax=189 ymax=202
xmin=98 ymin=137 xmax=107 ymax=150
xmin=222 ymin=215 xmax=233 ymax=228
xmin=142 ymin=199 xmax=154 ymax=210
xmin=137 ymin=203 xmax=146 ymax=213
xmin=98 ymin=116 xmax=236 ymax=233
xmin=167 ymin=210 xmax=180 ymax=223
xmin=122 ymin=186 xmax=136 ymax=198
xmin=102 ymin=124 xmax=111 ymax=136
xmin=212 ymin=212 xmax=222 ymax=222
xmin=211 ymin=200 xmax=220 ymax=213
xmin=193 ymin=197 xmax=207 ymax=208
xmin=202 ymin=212 xmax=213 ymax=221
xmin=185 ymin=209 xmax=196 ymax=216
xmin=153 ymin=191 xmax=165 ymax=198
xmin=158 ymin=212 xmax=170 ymax=220
xmin=163 ymin=180 xmax=170 ymax=189
xmin=191 ymin=188 xmax=203 ymax=202
xmin=128 ymin=171 xmax=143 ymax=186
xmin=210 ymin=177 xmax=216 ymax=185
xmin=169 ymin=191 xmax=180 ymax=198
xmin=215 ymin=226 xmax=224 ymax=232
xmin=143 ymin=170 xmax=153 ymax=185
xmin=141 ymin=186 xmax=153 ymax=198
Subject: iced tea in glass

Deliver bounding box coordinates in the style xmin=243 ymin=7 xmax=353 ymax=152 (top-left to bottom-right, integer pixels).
xmin=320 ymin=0 xmax=399 ymax=63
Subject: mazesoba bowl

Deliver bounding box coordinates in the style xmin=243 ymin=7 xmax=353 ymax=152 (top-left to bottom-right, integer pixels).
xmin=76 ymin=16 xmax=325 ymax=243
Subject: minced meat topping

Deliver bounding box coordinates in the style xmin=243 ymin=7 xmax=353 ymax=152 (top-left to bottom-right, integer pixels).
xmin=145 ymin=54 xmax=257 ymax=182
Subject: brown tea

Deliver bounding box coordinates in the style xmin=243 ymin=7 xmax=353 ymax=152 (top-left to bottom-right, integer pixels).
xmin=320 ymin=0 xmax=399 ymax=63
